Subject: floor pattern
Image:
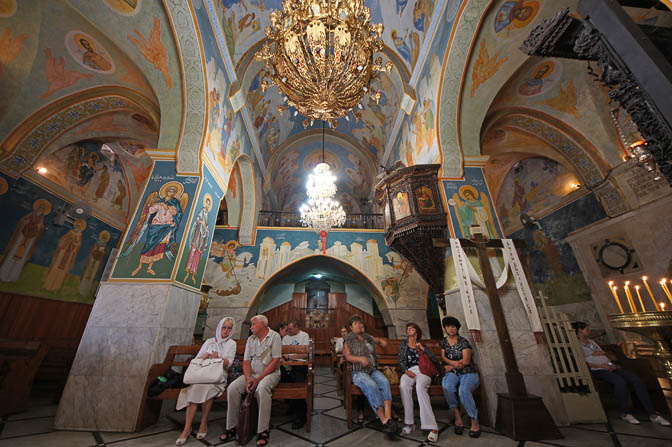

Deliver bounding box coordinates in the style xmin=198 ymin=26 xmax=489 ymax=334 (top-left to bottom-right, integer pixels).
xmin=1 ymin=367 xmax=671 ymax=446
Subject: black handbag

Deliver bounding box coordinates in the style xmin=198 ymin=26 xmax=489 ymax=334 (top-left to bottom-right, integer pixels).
xmin=237 ymin=392 xmax=258 ymax=445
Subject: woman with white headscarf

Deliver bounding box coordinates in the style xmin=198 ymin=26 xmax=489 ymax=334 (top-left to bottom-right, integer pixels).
xmin=176 ymin=317 xmax=237 ymax=446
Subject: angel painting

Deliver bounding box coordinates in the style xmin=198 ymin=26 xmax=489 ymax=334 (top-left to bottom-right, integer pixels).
xmin=121 ymin=181 xmax=189 ymax=276
xmin=451 ymin=185 xmax=497 ymax=238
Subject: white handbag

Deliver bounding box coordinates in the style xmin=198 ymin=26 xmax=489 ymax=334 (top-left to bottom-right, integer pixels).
xmin=183 ymin=357 xmax=225 ymax=384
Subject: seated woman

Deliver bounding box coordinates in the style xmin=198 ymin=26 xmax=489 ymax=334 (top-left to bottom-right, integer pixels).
xmin=176 ymin=317 xmax=237 ymax=446
xmin=398 ymin=322 xmax=440 ymax=442
xmin=573 ymin=321 xmax=671 ymax=426
xmin=440 ymin=316 xmax=481 ymax=438
xmin=343 ymin=315 xmax=399 ymax=438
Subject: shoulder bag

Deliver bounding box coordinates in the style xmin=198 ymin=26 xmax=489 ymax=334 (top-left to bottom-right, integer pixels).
xmin=237 ymin=392 xmax=258 ymax=445
xmin=418 ymin=350 xmax=439 ymax=378
xmin=183 ymin=357 xmax=225 ymax=384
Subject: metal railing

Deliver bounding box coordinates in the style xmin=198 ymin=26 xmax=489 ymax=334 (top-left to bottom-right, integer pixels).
xmin=257 ymin=210 xmax=384 ymax=229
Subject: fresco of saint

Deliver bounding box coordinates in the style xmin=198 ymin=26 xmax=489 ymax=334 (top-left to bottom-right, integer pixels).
xmin=78 ymin=230 xmax=110 ymax=296
xmin=44 ymin=219 xmax=86 ymax=291
xmin=183 ymin=194 xmax=213 ymax=284
xmin=452 ymin=186 xmax=496 ymax=238
xmin=0 ymin=199 xmax=51 ymax=282
xmin=121 ymin=181 xmax=189 ymax=276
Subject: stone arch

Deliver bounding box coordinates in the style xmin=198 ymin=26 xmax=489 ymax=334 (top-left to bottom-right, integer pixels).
xmin=0 ymin=87 xmax=159 ymax=176
xmin=243 ymin=254 xmax=395 ymax=336
xmin=230 ymin=154 xmax=257 ymax=245
xmin=482 ymin=108 xmax=630 ymax=216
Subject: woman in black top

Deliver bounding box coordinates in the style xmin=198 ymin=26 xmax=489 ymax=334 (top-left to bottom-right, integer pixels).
xmin=440 ymin=316 xmax=480 ymax=438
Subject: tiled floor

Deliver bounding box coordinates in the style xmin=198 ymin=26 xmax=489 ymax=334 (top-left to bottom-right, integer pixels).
xmin=1 ymin=368 xmax=671 ymax=446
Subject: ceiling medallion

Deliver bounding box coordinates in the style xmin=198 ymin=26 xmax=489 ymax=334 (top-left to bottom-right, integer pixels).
xmin=257 ymin=0 xmax=391 ymax=124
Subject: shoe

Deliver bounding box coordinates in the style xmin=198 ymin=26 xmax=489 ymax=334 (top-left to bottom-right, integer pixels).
xmin=650 ymin=414 xmax=672 ymax=426
xmin=469 ymin=429 xmax=481 ymax=438
xmin=622 ymin=414 xmax=640 ymax=425
xmin=401 ymin=424 xmax=415 ymax=435
xmin=291 ymin=419 xmax=306 ymax=429
xmin=383 ymin=420 xmax=399 ymax=439
xmin=175 ymin=437 xmax=187 ymax=446
xmin=454 ymin=425 xmax=464 ymax=435
xmin=427 ymin=431 xmax=439 ymax=442
xmin=357 ymin=414 xmax=365 ymax=424
xmin=196 ymin=430 xmax=207 ymax=440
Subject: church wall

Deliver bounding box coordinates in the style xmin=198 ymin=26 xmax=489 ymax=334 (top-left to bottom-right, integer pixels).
xmin=509 ymin=192 xmax=607 ymax=328
xmin=0 ymin=172 xmax=122 ymax=304
xmin=204 ymin=226 xmax=429 ymax=338
xmin=255 ymin=282 xmax=294 ymax=314
xmin=345 ymin=282 xmax=374 ymax=315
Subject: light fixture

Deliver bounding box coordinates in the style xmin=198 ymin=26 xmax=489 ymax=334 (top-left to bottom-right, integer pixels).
xmin=256 ymin=0 xmax=391 ymax=123
xmin=628 ymin=140 xmax=663 ymax=181
xmin=37 ymin=167 xmax=47 ymax=174
xmin=313 ymin=274 xmax=323 ymax=279
xmin=300 ymin=122 xmax=346 ymax=239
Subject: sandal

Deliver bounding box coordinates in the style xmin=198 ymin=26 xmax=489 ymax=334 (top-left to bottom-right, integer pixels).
xmin=219 ymin=427 xmax=236 ymax=442
xmin=256 ymin=430 xmax=270 ymax=446
xmin=427 ymin=431 xmax=439 ymax=443
xmin=357 ymin=414 xmax=365 ymax=424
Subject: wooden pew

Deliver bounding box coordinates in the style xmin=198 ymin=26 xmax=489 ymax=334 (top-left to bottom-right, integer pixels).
xmin=136 ymin=340 xmax=314 ymax=432
xmin=343 ymin=338 xmax=489 ymax=428
xmin=0 ymin=339 xmax=49 ymax=416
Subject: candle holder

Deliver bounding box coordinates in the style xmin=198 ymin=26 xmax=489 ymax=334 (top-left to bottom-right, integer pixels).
xmin=608 ymin=312 xmax=672 ymax=383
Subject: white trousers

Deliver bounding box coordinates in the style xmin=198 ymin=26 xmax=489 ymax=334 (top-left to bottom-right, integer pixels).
xmin=399 ymin=365 xmax=438 ymax=430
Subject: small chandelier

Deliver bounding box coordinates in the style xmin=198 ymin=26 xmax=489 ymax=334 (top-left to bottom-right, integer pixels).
xmin=300 ymin=123 xmax=346 ymax=234
xmin=257 ymin=0 xmax=391 ymax=123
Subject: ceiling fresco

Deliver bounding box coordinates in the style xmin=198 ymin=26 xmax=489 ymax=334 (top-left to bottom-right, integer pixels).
xmin=265 ymin=132 xmax=377 ymax=214
xmin=212 ymin=0 xmax=437 ymax=74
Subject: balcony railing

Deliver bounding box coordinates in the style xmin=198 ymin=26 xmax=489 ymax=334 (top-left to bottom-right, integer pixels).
xmin=257 ymin=210 xmax=384 ymax=229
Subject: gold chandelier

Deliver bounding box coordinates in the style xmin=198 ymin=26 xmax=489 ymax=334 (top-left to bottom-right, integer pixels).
xmin=256 ymin=0 xmax=391 ymax=123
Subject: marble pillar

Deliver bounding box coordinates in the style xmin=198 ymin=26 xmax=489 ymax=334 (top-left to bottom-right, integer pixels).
xmin=444 ymin=286 xmax=570 ymax=427
xmin=54 ymin=282 xmax=201 ymax=432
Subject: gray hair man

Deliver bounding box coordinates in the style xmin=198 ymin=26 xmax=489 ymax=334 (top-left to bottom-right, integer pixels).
xmin=222 ymin=314 xmax=281 ymax=445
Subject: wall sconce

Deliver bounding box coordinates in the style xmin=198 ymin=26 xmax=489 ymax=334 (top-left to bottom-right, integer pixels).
xmin=628 ymin=140 xmax=663 ymax=181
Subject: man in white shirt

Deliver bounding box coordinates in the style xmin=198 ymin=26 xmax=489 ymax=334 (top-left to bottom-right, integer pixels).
xmin=282 ymin=320 xmax=310 ymax=429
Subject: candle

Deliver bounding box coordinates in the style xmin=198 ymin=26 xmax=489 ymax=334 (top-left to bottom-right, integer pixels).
xmin=642 ymin=276 xmax=661 ymax=311
xmin=610 ymin=285 xmax=624 ymax=314
xmin=661 ymin=302 xmax=667 ymax=312
xmin=624 ymin=281 xmax=636 ymax=313
xmin=635 ymin=285 xmax=646 ymax=312
xmin=660 ymin=279 xmax=672 ymax=306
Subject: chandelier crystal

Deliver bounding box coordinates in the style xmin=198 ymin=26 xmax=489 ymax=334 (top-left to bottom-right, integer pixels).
xmin=256 ymin=0 xmax=391 ymax=123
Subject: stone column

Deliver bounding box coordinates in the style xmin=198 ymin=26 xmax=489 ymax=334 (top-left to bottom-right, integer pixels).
xmin=444 ymin=284 xmax=569 ymax=427
xmin=54 ymin=282 xmax=200 ymax=431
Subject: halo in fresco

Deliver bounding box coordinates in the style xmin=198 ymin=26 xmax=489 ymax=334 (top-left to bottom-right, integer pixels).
xmin=303 ymin=150 xmax=342 ymax=173
xmin=517 ymin=59 xmax=562 ymax=97
xmin=0 ymin=177 xmax=8 ymax=195
xmin=103 ymin=0 xmax=141 ymax=16
xmin=0 ymin=0 xmax=17 ymax=18
xmin=64 ymin=30 xmax=115 ymax=74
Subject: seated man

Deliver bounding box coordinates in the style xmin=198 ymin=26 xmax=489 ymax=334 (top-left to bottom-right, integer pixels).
xmin=221 ymin=315 xmax=282 ymax=446
xmin=281 ymin=320 xmax=310 ymax=429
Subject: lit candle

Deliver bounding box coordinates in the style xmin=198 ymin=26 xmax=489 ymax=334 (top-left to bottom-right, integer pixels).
xmin=661 ymin=302 xmax=667 ymax=312
xmin=635 ymin=285 xmax=646 ymax=312
xmin=642 ymin=276 xmax=661 ymax=311
xmin=624 ymin=281 xmax=636 ymax=313
xmin=610 ymin=285 xmax=624 ymax=314
xmin=660 ymin=279 xmax=672 ymax=306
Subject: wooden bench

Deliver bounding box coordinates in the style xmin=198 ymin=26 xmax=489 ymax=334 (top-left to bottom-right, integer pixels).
xmin=136 ymin=340 xmax=314 ymax=432
xmin=0 ymin=339 xmax=49 ymax=416
xmin=343 ymin=338 xmax=489 ymax=428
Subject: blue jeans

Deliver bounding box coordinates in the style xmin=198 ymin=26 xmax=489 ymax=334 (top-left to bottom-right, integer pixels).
xmin=591 ymin=368 xmax=654 ymax=415
xmin=442 ymin=372 xmax=480 ymax=421
xmin=352 ymin=369 xmax=392 ymax=413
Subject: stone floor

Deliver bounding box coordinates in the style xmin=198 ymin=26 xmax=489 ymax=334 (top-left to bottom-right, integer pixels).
xmin=1 ymin=367 xmax=671 ymax=446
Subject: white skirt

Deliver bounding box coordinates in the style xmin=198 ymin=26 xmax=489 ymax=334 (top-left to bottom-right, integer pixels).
xmin=176 ymin=382 xmax=226 ymax=410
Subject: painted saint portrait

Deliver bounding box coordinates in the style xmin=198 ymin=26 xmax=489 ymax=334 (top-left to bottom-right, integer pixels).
xmin=64 ymin=31 xmax=115 ymax=74
xmin=121 ymin=181 xmax=189 ymax=276
xmin=451 ymin=185 xmax=497 ymax=238
xmin=183 ymin=193 xmax=213 ymax=284
xmin=415 ymin=185 xmax=436 ymax=212
xmin=78 ymin=230 xmax=110 ymax=296
xmin=494 ymin=0 xmax=539 ymax=35
xmin=0 ymin=199 xmax=51 ymax=282
xmin=44 ymin=219 xmax=86 ymax=292
xmin=392 ymin=191 xmax=411 ymax=220
xmin=0 ymin=0 xmax=17 ymax=18
xmin=518 ymin=60 xmax=561 ymax=97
